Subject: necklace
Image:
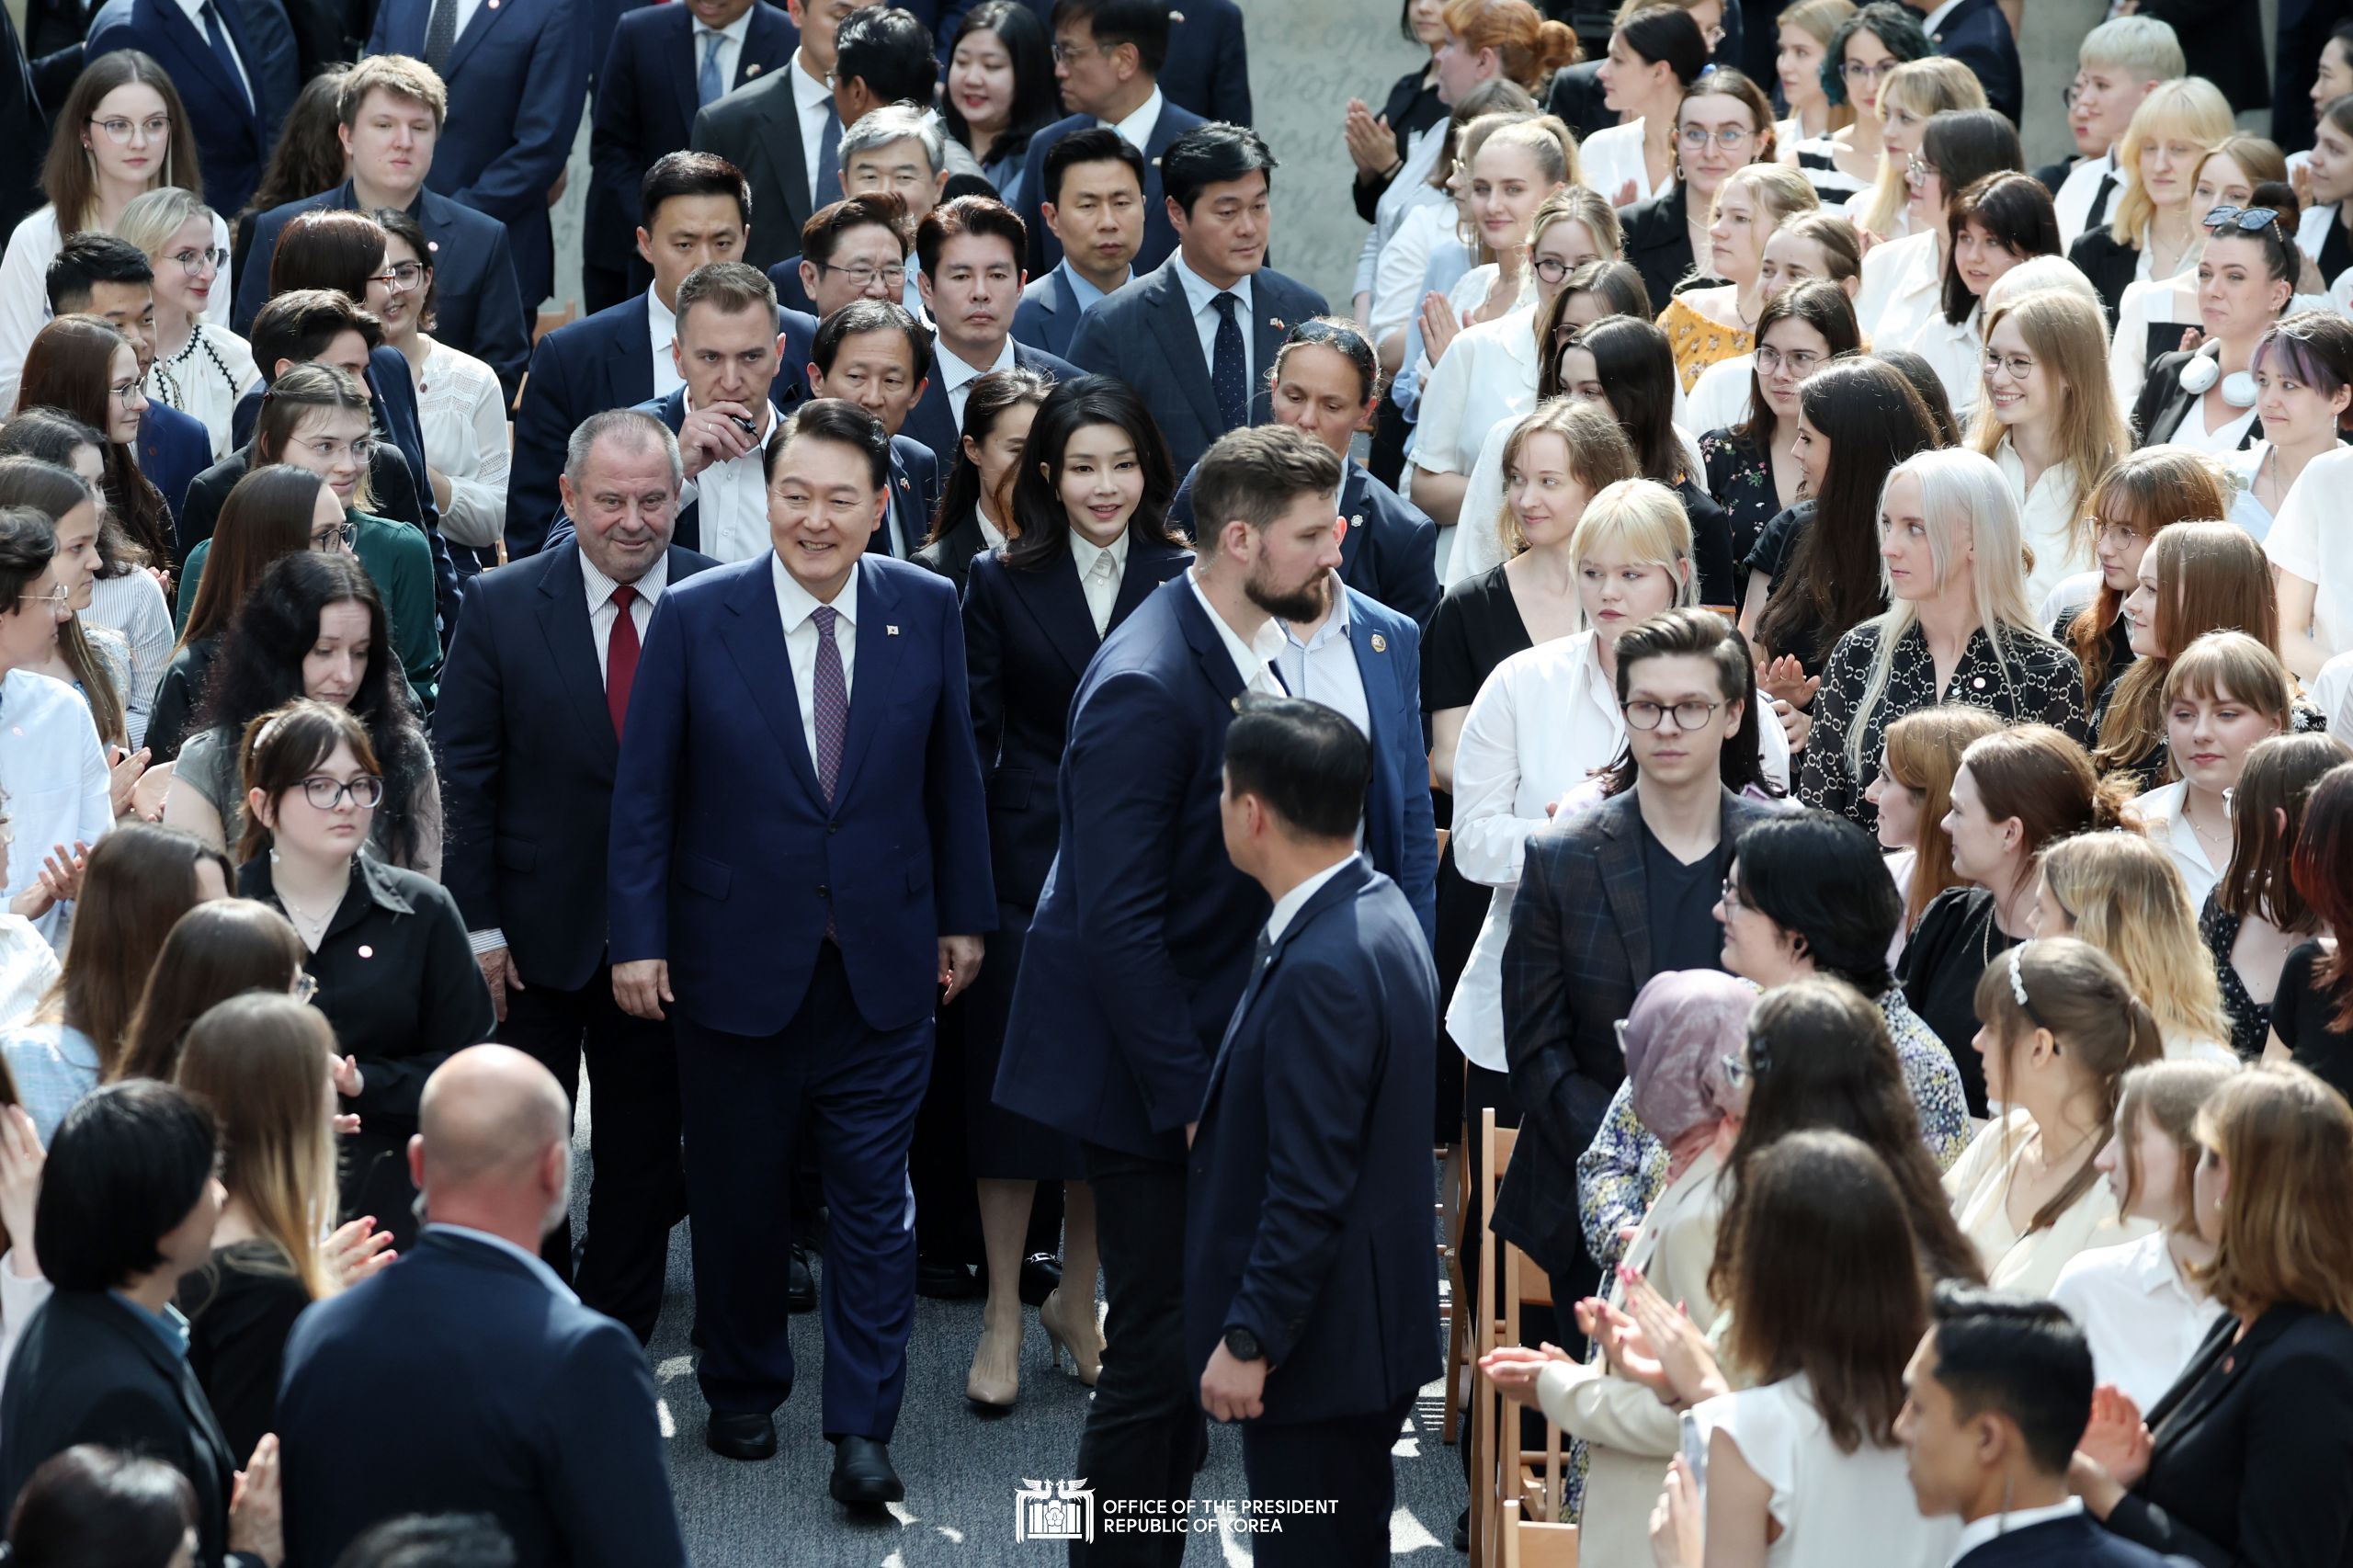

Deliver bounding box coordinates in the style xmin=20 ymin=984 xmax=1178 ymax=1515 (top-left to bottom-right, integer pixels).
xmin=2185 ymin=790 xmax=2233 ymax=858
xmin=273 ymin=856 xmax=350 ymax=949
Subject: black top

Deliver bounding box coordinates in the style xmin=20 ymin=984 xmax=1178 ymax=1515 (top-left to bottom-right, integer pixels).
xmin=2086 ymin=679 xmax=2166 ymax=796
xmin=1352 ymin=68 xmax=1444 ymax=223
xmin=1899 ymin=885 xmax=2012 ymax=1116
xmin=176 ymin=1240 xmax=310 ymax=1461
xmin=1699 ymin=426 xmax=1782 ymax=578
xmin=1424 ymin=563 xmax=1536 ymax=716
xmin=2048 ymin=597 xmax=2135 ymax=711
xmin=2322 ymin=210 xmax=2353 ymax=292
xmin=144 ymin=633 xmax=221 ymax=764
xmin=1743 ymin=502 xmax=1873 ymax=678
xmin=2065 ymin=228 xmax=2139 ymax=327
xmin=2271 ymin=939 xmax=2353 ymax=1105
xmin=1641 ymin=821 xmax=1730 ymax=976
xmin=1677 ymin=478 xmax=1739 ymax=613
xmin=2200 ymin=895 xmax=2280 ymax=1062
xmin=1619 ymin=185 xmax=1696 ymax=316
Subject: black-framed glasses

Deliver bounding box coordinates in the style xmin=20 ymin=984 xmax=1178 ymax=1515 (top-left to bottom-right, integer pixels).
xmin=1533 ymin=256 xmax=1578 ymax=283
xmin=310 ymin=522 xmax=355 ymax=552
xmin=2203 ymin=205 xmax=2283 ymax=240
xmin=299 ymin=775 xmax=384 ymax=811
xmin=1718 ymin=876 xmax=1745 ymax=915
xmin=367 ymin=260 xmax=426 ymax=290
xmin=1622 ymin=698 xmax=1722 ymax=731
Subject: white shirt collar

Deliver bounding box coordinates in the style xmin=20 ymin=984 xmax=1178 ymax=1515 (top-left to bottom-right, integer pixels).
xmin=1265 ymin=853 xmax=1360 ymax=945
xmin=934 ymin=334 xmax=1016 ymax=395
xmin=1918 ymin=0 xmax=1966 ymax=34
xmin=975 ymin=507 xmax=1006 ymax=551
xmin=1069 ymin=527 xmax=1129 ymax=580
xmin=424 ymin=1223 xmax=578 ymax=1301
xmin=1947 ymin=1498 xmax=2083 ymax=1567
xmin=1188 ymin=566 xmax=1286 ymax=691
xmin=1168 ymin=248 xmax=1254 ymax=324
xmin=1278 ymin=575 xmax=1351 ymax=652
xmin=770 ymin=550 xmax=859 ymax=632
xmin=790 ymin=46 xmax=830 ymax=107
xmin=580 ymin=545 xmax=670 ymax=611
xmin=697 ymin=6 xmax=751 ymax=41
xmin=1101 ymin=85 xmax=1164 ymax=151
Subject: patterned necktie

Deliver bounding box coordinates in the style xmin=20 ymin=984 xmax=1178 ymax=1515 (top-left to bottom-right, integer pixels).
xmin=605 ymin=585 xmax=640 ymax=738
xmin=199 ymin=0 xmax=253 ymax=108
xmin=1210 ymin=291 xmax=1247 ymax=433
xmin=813 ymin=103 xmax=844 ymax=206
xmin=811 ymin=604 xmax=847 ymax=801
xmin=421 ymin=0 xmax=460 ymax=73
xmin=698 ymin=28 xmax=725 ymax=108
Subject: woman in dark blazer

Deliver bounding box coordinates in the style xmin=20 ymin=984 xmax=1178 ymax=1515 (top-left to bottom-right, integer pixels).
xmin=1618 ymin=182 xmax=1695 ymax=317
xmin=957 ymin=374 xmax=1192 ymax=1412
xmin=913 ymin=368 xmax=1054 ymax=600
xmin=2074 ymin=1064 xmax=2353 ymax=1565
xmin=0 ymin=1080 xmax=276 ymax=1568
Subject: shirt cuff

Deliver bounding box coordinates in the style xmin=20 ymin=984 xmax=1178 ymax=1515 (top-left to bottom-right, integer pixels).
xmin=468 ymin=927 xmax=507 ymax=956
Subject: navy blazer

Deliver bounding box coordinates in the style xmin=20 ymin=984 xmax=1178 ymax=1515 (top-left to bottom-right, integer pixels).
xmin=1952 ymin=1513 xmax=2170 ymax=1568
xmin=994 ymin=573 xmax=1271 ymax=1160
xmin=235 ymin=181 xmax=531 ymax=399
xmin=367 ymin=0 xmax=590 ymax=308
xmin=1345 ymin=585 xmax=1438 ymax=948
xmin=0 ymin=5 xmax=41 ymax=243
xmin=506 ymin=297 xmax=816 ymax=557
xmin=607 ymin=551 xmax=995 ymax=1036
xmin=962 ymin=535 xmax=1193 ymax=911
xmin=1016 ymin=99 xmax=1208 ymax=276
xmin=691 ymin=62 xmax=833 ymax=270
xmin=587 ymin=0 xmax=795 ymax=279
xmin=139 ymin=399 xmax=211 ymax=523
xmin=933 ymin=0 xmax=1247 ymax=120
xmin=277 ymin=1229 xmax=688 ymax=1568
xmin=1185 ymin=858 xmax=1439 ymax=1423
xmin=1011 ymin=264 xmax=1098 ymax=358
xmin=432 ymin=541 xmax=717 ymax=991
xmin=1067 ymin=256 xmax=1329 ymax=476
xmin=1172 ymin=448 xmax=1439 ymax=628
xmin=1927 ymin=0 xmax=2020 ymax=126
xmin=85 ymin=0 xmax=271 ymax=217
xmin=900 ymin=338 xmax=1079 ymax=469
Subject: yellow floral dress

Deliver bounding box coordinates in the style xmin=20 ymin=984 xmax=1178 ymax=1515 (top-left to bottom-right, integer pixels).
xmin=1656 ymin=293 xmax=1754 ymax=392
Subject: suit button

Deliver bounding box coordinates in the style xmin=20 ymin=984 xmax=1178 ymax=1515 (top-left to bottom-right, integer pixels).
xmin=827 ymin=821 xmax=838 ymax=835
xmin=816 ymin=884 xmax=829 ymax=898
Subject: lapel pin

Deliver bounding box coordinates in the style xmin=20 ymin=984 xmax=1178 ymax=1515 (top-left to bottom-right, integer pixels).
xmin=1370 ymin=632 xmax=1387 ymax=653
xmin=886 ymin=624 xmax=901 ymax=636
xmin=357 ymin=945 xmax=374 ymax=959
xmin=426 ymin=240 xmax=439 ymax=253
xmin=1347 ymin=513 xmax=1363 ymax=528
xmin=1268 ymin=317 xmax=1285 ymax=331
xmin=897 ymin=474 xmax=910 ymax=490
xmin=746 ymin=62 xmax=762 ymax=75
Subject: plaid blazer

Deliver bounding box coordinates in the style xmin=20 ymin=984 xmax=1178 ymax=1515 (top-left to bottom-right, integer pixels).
xmin=1490 ymin=788 xmax=1784 ymax=1283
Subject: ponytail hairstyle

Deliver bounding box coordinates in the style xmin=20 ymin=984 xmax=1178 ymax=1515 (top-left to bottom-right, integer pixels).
xmin=1423 ymin=78 xmax=1538 ymax=195
xmin=1960 ymin=724 xmax=2140 ymax=869
xmin=1613 ymin=6 xmax=1711 ymax=92
xmin=2063 ymin=449 xmax=2228 ymax=704
xmin=2198 ymin=180 xmax=2303 ymax=297
xmin=1440 ymin=0 xmax=1580 ymax=90
xmin=1539 ymin=261 xmax=1653 ymax=369
xmin=1970 ymin=936 xmax=2165 ymax=1232
xmin=1779 ymin=0 xmax=1860 ymax=131
xmin=925 ymin=365 xmax=1052 ymax=547
xmin=1476 ymin=113 xmax=1583 ymax=202
xmin=2037 ymin=831 xmax=2233 ymax=1050
xmin=2216 ymin=733 xmax=2349 ymax=933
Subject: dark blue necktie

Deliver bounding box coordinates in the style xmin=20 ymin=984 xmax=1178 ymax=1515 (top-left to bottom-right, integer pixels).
xmin=1210 ymin=290 xmax=1246 ymax=433
xmin=813 ymin=103 xmax=843 ymax=206
xmin=199 ymin=0 xmax=252 ymax=109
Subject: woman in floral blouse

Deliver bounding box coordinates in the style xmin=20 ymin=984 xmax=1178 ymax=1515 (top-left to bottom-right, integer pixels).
xmin=1697 ymin=277 xmax=1858 ymax=578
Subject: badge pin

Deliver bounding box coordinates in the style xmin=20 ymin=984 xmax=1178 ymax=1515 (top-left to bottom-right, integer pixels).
xmin=1370 ymin=632 xmax=1387 ymax=653
xmin=886 ymin=624 xmax=900 ymax=636
xmin=1348 ymin=513 xmax=1363 ymax=528
xmin=358 ymin=944 xmax=374 ymax=959
xmin=746 ymin=62 xmax=762 ymax=75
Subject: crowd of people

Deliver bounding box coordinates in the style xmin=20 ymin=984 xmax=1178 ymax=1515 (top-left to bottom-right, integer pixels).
xmin=6 ymin=0 xmax=2353 ymax=1563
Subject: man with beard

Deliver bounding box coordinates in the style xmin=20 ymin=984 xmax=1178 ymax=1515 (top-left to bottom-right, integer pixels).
xmin=995 ymin=424 xmax=1363 ymax=1565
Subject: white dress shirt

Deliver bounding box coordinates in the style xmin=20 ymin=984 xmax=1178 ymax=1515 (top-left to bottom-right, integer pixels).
xmin=646 ymin=285 xmax=684 ymax=399
xmin=2131 ymin=779 xmax=2222 ymax=913
xmin=1069 ymin=528 xmax=1128 ymax=635
xmin=1410 ymin=303 xmax=1540 ymax=488
xmin=414 ymin=340 xmax=511 ymax=551
xmin=2268 ymin=444 xmax=2353 ymax=665
xmin=0 ymin=670 xmax=113 ymax=948
xmin=1168 ymin=250 xmax=1256 ymax=396
xmin=934 ymin=335 xmax=1016 ymax=432
xmin=1099 ymin=85 xmax=1164 ymax=152
xmin=2054 ymin=149 xmax=2120 ymax=250
xmin=1576 ymin=120 xmax=1665 ymax=206
xmin=1853 ymin=229 xmax=1943 ymax=356
xmin=1945 ymin=1500 xmax=2085 ymax=1568
xmin=1263 ymin=852 xmax=1359 ymax=945
xmin=790 ymin=48 xmax=836 ymax=209
xmin=1271 ymin=586 xmax=1370 ymax=739
xmin=171 ymin=0 xmax=252 ymax=101
xmin=680 ymin=398 xmax=781 ymax=564
xmin=1992 ymin=437 xmax=2090 ymax=611
xmin=976 ymin=507 xmax=1006 ymax=552
xmin=773 ymin=551 xmax=858 ymax=764
xmin=2050 ymin=1233 xmax=2226 ymax=1411
xmin=1188 ymin=570 xmax=1288 ymax=697
xmin=2300 ymin=201 xmax=2341 ymax=266
xmin=1904 ymin=303 xmax=1984 ymax=421
xmin=694 ymin=8 xmax=753 ymax=100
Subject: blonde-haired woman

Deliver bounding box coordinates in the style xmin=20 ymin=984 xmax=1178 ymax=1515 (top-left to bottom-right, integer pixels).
xmin=1799 ymin=448 xmax=2086 ymax=830
xmin=2035 ymin=831 xmax=2237 ymax=1062
xmin=1972 ymin=286 xmax=2129 ymax=610
xmin=1656 ymin=162 xmax=1819 ymax=389
xmin=1771 ymin=0 xmax=1857 ymax=153
xmin=115 ymin=187 xmax=256 ymax=460
xmin=1439 ymin=115 xmax=1582 ymax=346
xmin=2066 ymin=76 xmax=2237 ymax=324
xmin=2131 ymin=631 xmax=2299 ymax=914
xmin=1847 ymin=56 xmax=1984 ymax=244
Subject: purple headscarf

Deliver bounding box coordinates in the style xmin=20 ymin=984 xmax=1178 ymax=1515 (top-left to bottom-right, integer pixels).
xmin=1622 ymin=970 xmax=1755 ymax=1145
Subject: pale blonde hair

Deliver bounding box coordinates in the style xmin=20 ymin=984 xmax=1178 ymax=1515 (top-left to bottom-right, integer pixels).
xmin=1857 ymin=57 xmax=1985 ymax=239
xmin=116 ymin=187 xmax=219 ymax=265
xmin=2040 ymin=832 xmax=2234 ymax=1051
xmin=2109 ymin=77 xmax=2236 ymax=248
xmin=1478 ymin=113 xmax=1582 ymax=198
xmin=1779 ymin=0 xmax=1859 ymax=132
xmin=1566 ymin=476 xmax=1700 ymax=623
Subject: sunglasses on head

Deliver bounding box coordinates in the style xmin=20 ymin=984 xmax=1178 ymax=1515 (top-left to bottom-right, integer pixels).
xmin=2203 ymin=205 xmax=2283 ymax=239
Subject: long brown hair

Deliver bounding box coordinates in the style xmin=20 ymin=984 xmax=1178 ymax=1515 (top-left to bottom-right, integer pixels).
xmin=243 ymin=66 xmax=351 ymax=222
xmin=1968 ymin=288 xmax=2128 ymax=550
xmin=252 ymin=365 xmax=377 ymax=513
xmin=2194 ymin=1065 xmax=2353 ymax=1319
xmin=1881 ymin=705 xmax=2004 ymax=929
xmin=175 ymin=993 xmax=337 ymax=1300
xmin=2289 ymin=764 xmax=2353 ymax=1032
xmin=1961 ymin=723 xmax=2138 ymax=865
xmin=16 ymin=314 xmax=171 ymax=568
xmin=118 ymin=899 xmax=306 ymax=1083
xmin=0 ymin=455 xmax=123 ymax=746
xmin=36 ymin=825 xmax=230 ymax=1078
xmin=2092 ymin=524 xmax=2278 ymax=777
xmin=2114 ymin=1059 xmax=2238 ymax=1238
xmin=43 ymin=51 xmax=204 ymax=229
xmin=177 ymin=466 xmax=324 ymax=653
xmin=2216 ymin=733 xmax=2349 ymax=931
xmin=2063 ymin=449 xmax=2229 ymax=703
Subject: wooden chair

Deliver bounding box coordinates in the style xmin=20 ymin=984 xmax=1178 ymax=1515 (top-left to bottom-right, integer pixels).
xmin=1499 ymin=1498 xmax=1579 ymax=1568
xmin=1470 ymin=1111 xmax=1568 ymax=1568
xmin=1440 ymin=1133 xmax=1473 ymax=1444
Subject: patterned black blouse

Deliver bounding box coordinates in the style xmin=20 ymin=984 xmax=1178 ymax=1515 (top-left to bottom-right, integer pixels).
xmin=1699 ymin=426 xmax=1783 ymax=583
xmin=1798 ymin=619 xmax=2090 ymax=830
xmin=2200 ymin=895 xmax=2276 ymax=1062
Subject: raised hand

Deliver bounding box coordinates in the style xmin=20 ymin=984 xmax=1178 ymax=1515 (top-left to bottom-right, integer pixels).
xmin=0 ymin=1105 xmax=43 ymax=1275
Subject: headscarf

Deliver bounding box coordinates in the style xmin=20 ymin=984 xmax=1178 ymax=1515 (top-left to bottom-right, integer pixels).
xmin=1622 ymin=969 xmax=1755 ymax=1145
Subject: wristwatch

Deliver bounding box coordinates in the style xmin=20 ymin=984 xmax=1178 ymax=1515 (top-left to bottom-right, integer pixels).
xmin=1223 ymin=1325 xmax=1262 ymax=1362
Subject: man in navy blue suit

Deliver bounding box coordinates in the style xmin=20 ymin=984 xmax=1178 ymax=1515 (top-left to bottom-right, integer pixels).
xmin=1188 ymin=698 xmax=1438 ymax=1566
xmin=1894 ymin=1286 xmax=2173 ymax=1568
xmin=690 ymin=0 xmax=879 ymax=270
xmin=1069 ymin=122 xmax=1329 ymax=477
xmin=805 ymin=298 xmax=942 ymax=554
xmin=587 ymin=0 xmax=796 ymax=313
xmin=1011 ymin=128 xmax=1142 ymax=358
xmin=930 ymin=0 xmax=1247 ymax=121
xmin=235 ymin=55 xmax=531 ymax=398
xmin=367 ymin=0 xmax=589 ymax=310
xmin=608 ymin=397 xmax=992 ymax=1503
xmin=1016 ymin=0 xmax=1204 ymax=276
xmin=509 ymin=153 xmax=813 ymax=557
xmin=1908 ymin=0 xmax=2020 ymax=126
xmin=85 ymin=0 xmax=273 ymax=216
xmin=995 ymin=425 xmax=1354 ymax=1562
xmin=904 ymin=196 xmax=1077 ymax=462
xmin=277 ymin=1045 xmax=690 ymax=1567
xmin=433 ymin=409 xmax=716 ymax=1346
xmin=769 ymin=189 xmax=912 ymax=319
xmin=43 ymin=236 xmax=211 ymax=523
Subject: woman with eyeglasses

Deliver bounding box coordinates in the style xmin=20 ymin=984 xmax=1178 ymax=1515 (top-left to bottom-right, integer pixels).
xmin=2202 ymin=735 xmax=2347 ymax=1062
xmin=1904 ymin=171 xmax=2061 ymax=422
xmin=1696 ymin=277 xmax=1857 ymax=592
xmin=2131 ymin=193 xmax=2307 ymax=457
xmin=230 ymin=699 xmax=490 ymax=1251
xmin=1579 ymin=6 xmax=1711 ymax=210
xmin=163 ymin=551 xmax=441 ymax=881
xmin=0 ymin=457 xmax=129 ymax=763
xmin=2108 ymin=136 xmax=2294 ymax=409
xmin=17 ymin=314 xmax=173 ymax=584
xmin=1685 ymin=209 xmax=1862 ymax=434
xmin=2066 ymin=77 xmax=2237 ymax=326
xmin=1783 ymin=2 xmax=1928 ymax=204
xmin=115 ymin=187 xmax=256 ymax=462
xmin=1847 ymin=56 xmax=1984 ymax=247
xmin=1853 ymin=108 xmax=2022 ymax=364
xmin=1618 ymin=68 xmax=1778 ymax=312
xmin=1658 ymin=163 xmax=1819 ymax=391
xmin=2049 ymin=447 xmax=2230 ymax=712
xmin=0 ymin=51 xmax=230 ymax=415
xmin=2227 ymin=312 xmax=2353 ymax=544
xmin=175 ymin=364 xmax=438 ymax=699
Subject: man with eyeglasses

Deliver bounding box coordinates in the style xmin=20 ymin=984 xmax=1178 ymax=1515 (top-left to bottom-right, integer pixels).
xmin=767 ymin=189 xmax=915 ymax=319
xmin=235 ymin=55 xmax=529 ymax=401
xmin=2040 ymin=17 xmax=2183 ymax=250
xmin=0 ymin=509 xmax=109 ymax=948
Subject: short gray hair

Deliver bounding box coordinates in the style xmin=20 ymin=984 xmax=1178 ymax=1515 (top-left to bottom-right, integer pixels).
xmin=564 ymin=409 xmax=683 ymax=494
xmin=838 ymin=104 xmax=947 ymax=178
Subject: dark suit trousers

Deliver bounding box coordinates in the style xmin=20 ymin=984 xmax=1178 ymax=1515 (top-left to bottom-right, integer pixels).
xmin=1074 ymin=1141 xmax=1205 ymax=1568
xmin=676 ymin=942 xmax=929 ymax=1438
xmin=1242 ymin=1395 xmax=1416 ymax=1568
xmin=495 ymin=965 xmax=685 ymax=1344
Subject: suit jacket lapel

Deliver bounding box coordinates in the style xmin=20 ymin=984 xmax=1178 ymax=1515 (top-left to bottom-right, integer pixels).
xmin=90 ymin=1297 xmax=235 ymax=1490
xmin=1249 ymin=283 xmax=1289 ymax=387
xmin=1597 ymin=800 xmax=1653 ymax=983
xmin=535 ymin=548 xmax=619 ymax=770
xmin=1337 ymin=460 xmax=1370 ymax=583
xmin=756 ymin=78 xmax=812 ymax=216
xmin=1006 ymin=547 xmax=1101 ymax=679
xmin=1142 ymin=268 xmax=1225 ymax=436
xmin=717 ymin=562 xmax=827 ymax=804
xmin=835 ymin=556 xmax=904 ymax=799
xmin=665 ymin=8 xmax=699 ymax=122
xmin=441 ymin=0 xmax=514 ymax=83
xmin=156 ymin=0 xmax=242 ymax=103
xmin=612 ymin=297 xmax=655 ymax=406
xmin=1108 ymin=539 xmax=1183 ymax=630
xmin=1204 ymin=858 xmax=1372 ymax=1104
xmin=740 ymin=5 xmax=788 ymax=80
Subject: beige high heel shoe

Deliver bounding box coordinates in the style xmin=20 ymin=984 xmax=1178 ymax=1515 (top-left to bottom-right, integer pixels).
xmin=1039 ymin=1287 xmax=1104 ymax=1386
xmin=966 ymin=1312 xmax=1022 ymax=1410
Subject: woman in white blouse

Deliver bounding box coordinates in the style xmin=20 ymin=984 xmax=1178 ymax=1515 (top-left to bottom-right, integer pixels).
xmin=0 ymin=55 xmax=233 ymax=413
xmin=1846 ymin=56 xmax=1983 ymax=247
xmin=1904 ymin=172 xmax=2059 ymax=423
xmin=1969 ymin=286 xmax=2126 ymax=610
xmin=2128 ymin=631 xmax=2296 ymax=915
xmin=369 ymin=208 xmax=509 ymax=559
xmin=2050 ymin=1059 xmax=2236 ymax=1410
xmin=1946 ymin=937 xmax=2160 ymax=1298
xmin=117 ymin=187 xmax=257 ymax=462
xmin=1853 ymin=97 xmax=2011 ymax=357
xmin=1580 ymin=6 xmax=1710 ymax=207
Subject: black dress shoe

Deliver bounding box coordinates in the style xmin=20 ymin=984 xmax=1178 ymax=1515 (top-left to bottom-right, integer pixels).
xmin=788 ymin=1244 xmax=817 ymax=1313
xmin=915 ymin=1258 xmax=983 ymax=1300
xmin=1016 ymin=1252 xmax=1062 ymax=1308
xmin=830 ymin=1436 xmax=904 ymax=1505
xmin=1452 ymin=1507 xmax=1469 ymax=1552
xmin=706 ymin=1412 xmax=777 ymax=1461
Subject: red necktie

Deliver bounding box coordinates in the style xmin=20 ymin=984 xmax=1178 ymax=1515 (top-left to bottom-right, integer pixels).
xmin=607 ymin=585 xmax=640 ymax=738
